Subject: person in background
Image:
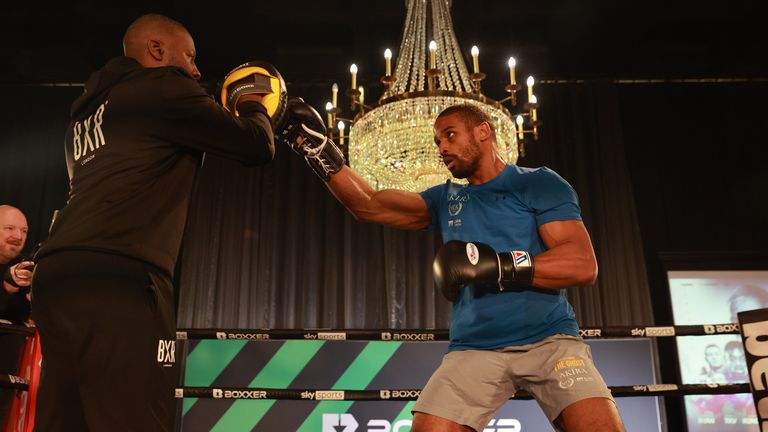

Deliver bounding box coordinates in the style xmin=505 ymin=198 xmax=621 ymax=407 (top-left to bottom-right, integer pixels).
xmin=723 ymin=340 xmax=748 ymax=383
xmin=0 ymin=205 xmax=34 ymax=425
xmin=698 ymin=343 xmax=726 ymax=384
xmin=729 ymin=284 xmax=768 ymax=324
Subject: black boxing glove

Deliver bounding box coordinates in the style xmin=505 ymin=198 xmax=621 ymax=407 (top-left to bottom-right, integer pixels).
xmin=278 ymin=99 xmax=345 ymax=181
xmin=221 ymin=61 xmax=288 ymax=128
xmin=432 ymin=240 xmax=534 ymax=302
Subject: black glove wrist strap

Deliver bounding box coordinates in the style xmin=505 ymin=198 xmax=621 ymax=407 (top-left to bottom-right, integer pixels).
xmin=498 ymin=251 xmax=534 ymax=288
xmin=298 ymin=125 xmax=345 ymax=181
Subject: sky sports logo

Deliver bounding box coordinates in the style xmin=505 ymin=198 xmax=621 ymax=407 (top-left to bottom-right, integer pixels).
xmin=321 ymin=414 xmax=520 ymax=431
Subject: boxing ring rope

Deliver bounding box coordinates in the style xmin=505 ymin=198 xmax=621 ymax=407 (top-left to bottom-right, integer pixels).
xmin=1 ymin=372 xmax=751 ymax=401
xmin=175 ymin=323 xmax=741 ymax=341
xmin=0 ymin=322 xmax=750 ymax=401
xmin=171 ymin=324 xmax=748 ymax=400
xmin=176 ymin=383 xmax=752 ymax=401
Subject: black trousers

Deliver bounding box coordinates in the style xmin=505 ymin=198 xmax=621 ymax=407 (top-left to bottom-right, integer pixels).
xmin=31 ymin=250 xmax=178 ymax=432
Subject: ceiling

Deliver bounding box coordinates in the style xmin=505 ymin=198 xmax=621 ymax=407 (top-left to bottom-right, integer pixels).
xmin=1 ymin=0 xmax=765 ymax=105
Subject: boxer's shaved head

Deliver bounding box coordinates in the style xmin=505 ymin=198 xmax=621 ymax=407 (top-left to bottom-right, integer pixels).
xmin=122 ymin=14 xmax=201 ymax=80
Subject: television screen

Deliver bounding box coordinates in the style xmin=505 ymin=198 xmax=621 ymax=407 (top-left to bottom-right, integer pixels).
xmin=668 ymin=270 xmax=768 ymax=431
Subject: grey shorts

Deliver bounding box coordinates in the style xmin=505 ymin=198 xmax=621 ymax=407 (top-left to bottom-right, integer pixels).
xmin=412 ymin=334 xmax=614 ymax=431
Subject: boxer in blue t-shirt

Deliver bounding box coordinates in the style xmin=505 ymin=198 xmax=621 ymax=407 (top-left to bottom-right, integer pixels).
xmin=282 ymin=102 xmax=624 ymax=432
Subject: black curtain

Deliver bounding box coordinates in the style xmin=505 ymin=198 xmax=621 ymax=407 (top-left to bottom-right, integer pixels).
xmin=175 ymin=80 xmax=654 ymax=329
xmin=619 ymin=81 xmax=768 ymax=256
xmin=11 ymin=81 xmax=743 ymax=332
xmin=0 ymin=86 xmax=74 ymax=248
xmin=176 ymin=143 xmax=446 ymax=329
xmin=526 ymin=82 xmax=654 ymax=326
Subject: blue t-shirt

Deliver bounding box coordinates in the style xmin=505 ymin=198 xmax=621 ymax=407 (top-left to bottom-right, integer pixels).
xmin=420 ymin=165 xmax=582 ymax=351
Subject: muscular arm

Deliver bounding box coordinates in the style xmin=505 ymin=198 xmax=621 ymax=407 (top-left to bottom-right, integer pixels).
xmin=287 ymin=105 xmax=429 ymax=229
xmin=326 ymin=166 xmax=431 ymax=230
xmin=532 ymin=220 xmax=598 ymax=289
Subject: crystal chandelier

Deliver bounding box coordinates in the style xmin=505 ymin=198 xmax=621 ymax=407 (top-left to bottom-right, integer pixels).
xmin=327 ymin=0 xmax=540 ymax=192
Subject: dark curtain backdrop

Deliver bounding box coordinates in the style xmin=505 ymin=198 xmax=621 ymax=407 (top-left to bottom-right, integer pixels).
xmin=176 ymin=139 xmax=447 ymax=329
xmin=16 ymin=81 xmax=759 ymax=331
xmin=526 ymin=82 xmax=653 ymax=327
xmin=620 ymin=82 xmax=768 ymax=256
xmin=175 ymin=81 xmax=654 ymax=329
xmin=0 ymin=87 xmax=75 ymax=248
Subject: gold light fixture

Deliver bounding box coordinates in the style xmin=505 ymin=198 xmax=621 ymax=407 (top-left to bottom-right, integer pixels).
xmin=327 ymin=0 xmax=539 ymax=192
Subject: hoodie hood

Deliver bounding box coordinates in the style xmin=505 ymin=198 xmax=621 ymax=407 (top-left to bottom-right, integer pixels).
xmin=70 ymin=56 xmax=148 ymax=121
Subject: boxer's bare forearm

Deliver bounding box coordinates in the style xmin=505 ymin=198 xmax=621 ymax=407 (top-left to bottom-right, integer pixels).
xmin=327 ymin=166 xmax=430 ymax=230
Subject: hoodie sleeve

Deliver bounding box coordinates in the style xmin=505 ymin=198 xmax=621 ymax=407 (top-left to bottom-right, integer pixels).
xmin=152 ymin=70 xmax=275 ymax=166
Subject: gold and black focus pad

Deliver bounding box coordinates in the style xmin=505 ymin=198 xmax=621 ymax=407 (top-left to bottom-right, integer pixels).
xmin=221 ymin=61 xmax=288 ymax=127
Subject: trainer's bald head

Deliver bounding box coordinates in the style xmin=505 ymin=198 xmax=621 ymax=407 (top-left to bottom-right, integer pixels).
xmin=123 ymin=14 xmax=184 ymax=58
xmin=122 ymin=14 xmax=201 ymax=80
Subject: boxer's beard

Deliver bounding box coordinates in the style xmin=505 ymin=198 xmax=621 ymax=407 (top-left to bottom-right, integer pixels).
xmin=448 ymin=135 xmax=482 ymax=179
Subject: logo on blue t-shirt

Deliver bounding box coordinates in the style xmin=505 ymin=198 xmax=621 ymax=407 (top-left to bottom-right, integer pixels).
xmin=448 ymin=202 xmax=462 ymax=216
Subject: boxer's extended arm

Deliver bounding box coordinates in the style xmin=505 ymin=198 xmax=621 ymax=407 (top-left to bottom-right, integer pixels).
xmin=327 ymin=166 xmax=430 ymax=230
xmin=533 ymin=220 xmax=597 ymax=288
xmin=280 ymin=100 xmax=430 ymax=230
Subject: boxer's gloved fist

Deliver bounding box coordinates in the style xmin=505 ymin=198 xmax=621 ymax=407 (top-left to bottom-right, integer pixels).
xmin=433 ymin=240 xmax=534 ymax=302
xmin=278 ymin=99 xmax=345 ymax=181
xmin=221 ymin=61 xmax=288 ymax=128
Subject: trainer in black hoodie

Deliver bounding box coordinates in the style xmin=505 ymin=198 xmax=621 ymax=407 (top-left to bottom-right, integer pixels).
xmin=29 ymin=14 xmax=276 ymax=432
xmin=35 ymin=55 xmax=274 ymax=275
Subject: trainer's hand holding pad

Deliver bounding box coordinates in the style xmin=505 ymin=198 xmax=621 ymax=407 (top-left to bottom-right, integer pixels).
xmin=221 ymin=61 xmax=288 ymax=128
xmin=277 ymin=99 xmax=345 ymax=181
xmin=433 ymin=240 xmax=534 ymax=302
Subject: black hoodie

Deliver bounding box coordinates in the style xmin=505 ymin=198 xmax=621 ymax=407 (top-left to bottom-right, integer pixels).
xmin=36 ymin=56 xmax=275 ymax=276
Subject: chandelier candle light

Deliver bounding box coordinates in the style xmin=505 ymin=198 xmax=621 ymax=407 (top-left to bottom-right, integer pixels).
xmin=327 ymin=0 xmax=540 ymax=192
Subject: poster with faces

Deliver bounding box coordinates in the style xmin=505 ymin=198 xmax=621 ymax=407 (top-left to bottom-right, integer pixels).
xmin=668 ymin=270 xmax=768 ymax=432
